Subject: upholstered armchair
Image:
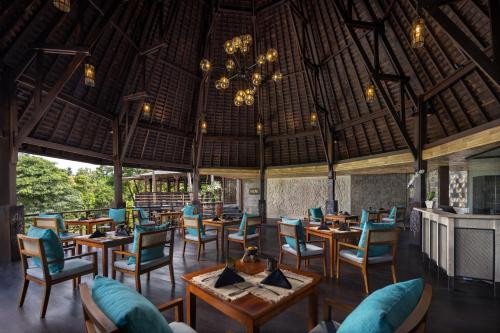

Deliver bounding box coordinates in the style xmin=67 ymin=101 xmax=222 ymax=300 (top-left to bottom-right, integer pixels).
xmin=33 ymin=216 xmax=79 ymax=255
xmin=226 ymin=214 xmax=262 ymax=253
xmin=182 ymin=214 xmax=219 ymax=261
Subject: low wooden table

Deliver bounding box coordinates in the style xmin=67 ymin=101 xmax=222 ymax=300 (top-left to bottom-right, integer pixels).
xmin=305 ymin=225 xmax=361 ymax=278
xmin=183 ymin=261 xmax=321 ymax=333
xmin=202 ymin=218 xmax=240 ymax=256
xmin=324 ymin=214 xmax=359 ymax=226
xmin=65 ymin=217 xmax=114 ymax=235
xmin=74 ymin=232 xmax=134 ymax=277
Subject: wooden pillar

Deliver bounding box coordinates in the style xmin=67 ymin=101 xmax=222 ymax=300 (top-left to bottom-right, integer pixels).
xmin=414 ymin=96 xmax=428 ymax=207
xmin=326 ymin=129 xmax=338 ymax=214
xmin=438 ymin=166 xmax=450 ymax=206
xmin=258 ymin=131 xmax=266 ymax=221
xmin=0 ymin=66 xmax=21 ymax=261
xmin=112 ymin=119 xmax=124 ymax=208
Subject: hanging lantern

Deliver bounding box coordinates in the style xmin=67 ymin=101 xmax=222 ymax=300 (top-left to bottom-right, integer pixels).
xmin=272 ymin=72 xmax=283 ymax=82
xmin=256 ymin=121 xmax=263 ymax=135
xmin=266 ymin=48 xmax=278 ymax=62
xmin=84 ymin=63 xmax=95 ymax=87
xmin=225 ymin=59 xmax=235 ymax=71
xmin=310 ymin=111 xmax=318 ymax=126
xmin=365 ymin=84 xmax=375 ymax=102
xmin=200 ymin=59 xmax=212 ymax=71
xmin=252 ymin=72 xmax=262 ymax=86
xmin=142 ymin=103 xmax=151 ymax=119
xmin=411 ymin=17 xmax=425 ymax=48
xmin=224 ymin=40 xmax=236 ymax=54
xmin=53 ymin=0 xmax=70 ymax=12
xmin=200 ymin=119 xmax=208 ymax=134
xmin=219 ymin=76 xmax=229 ymax=89
xmin=244 ymin=93 xmax=254 ymax=106
xmin=257 ymin=54 xmax=266 ymax=65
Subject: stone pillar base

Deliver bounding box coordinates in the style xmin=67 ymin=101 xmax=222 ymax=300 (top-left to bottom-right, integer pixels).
xmin=326 ymin=200 xmax=338 ymax=215
xmin=0 ymin=205 xmax=24 ymax=261
xmin=258 ymin=200 xmax=266 ymax=222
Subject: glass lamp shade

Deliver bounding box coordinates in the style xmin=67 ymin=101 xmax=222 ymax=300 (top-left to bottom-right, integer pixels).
xmin=225 ymin=59 xmax=235 ymax=71
xmin=219 ymin=76 xmax=229 ymax=89
xmin=232 ymin=36 xmax=242 ymax=49
xmin=234 ymin=97 xmax=243 ymax=106
xmin=365 ymin=84 xmax=375 ymax=102
xmin=245 ymin=88 xmax=256 ymax=96
xmin=224 ymin=40 xmax=236 ymax=54
xmin=84 ymin=63 xmax=95 ymax=87
xmin=272 ymin=72 xmax=282 ymax=82
xmin=200 ymin=59 xmax=211 ymax=71
xmin=142 ymin=103 xmax=151 ymax=117
xmin=215 ymin=80 xmax=222 ymax=90
xmin=200 ymin=120 xmax=208 ymax=134
xmin=252 ymin=72 xmax=262 ymax=86
xmin=53 ymin=0 xmax=70 ymax=12
xmin=244 ymin=94 xmax=254 ymax=106
xmin=240 ymin=44 xmax=250 ymax=54
xmin=266 ymin=48 xmax=278 ymax=62
xmin=310 ymin=111 xmax=318 ymax=126
xmin=257 ymin=54 xmax=266 ymax=65
xmin=411 ymin=18 xmax=425 ymax=49
xmin=256 ymin=122 xmax=263 ymax=135
xmin=236 ymin=90 xmax=246 ymax=98
xmin=242 ymin=34 xmax=253 ymax=45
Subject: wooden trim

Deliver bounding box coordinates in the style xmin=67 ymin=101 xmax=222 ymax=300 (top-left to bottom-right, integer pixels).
xmin=23 ymin=137 xmax=112 ymax=161
xmin=198 ymin=168 xmax=260 ymax=179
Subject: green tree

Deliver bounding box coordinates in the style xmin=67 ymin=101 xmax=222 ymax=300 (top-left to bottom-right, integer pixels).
xmin=17 ymin=154 xmax=82 ymax=214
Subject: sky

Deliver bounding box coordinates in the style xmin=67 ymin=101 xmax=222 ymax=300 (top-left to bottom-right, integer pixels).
xmin=33 ymin=154 xmax=99 ymax=171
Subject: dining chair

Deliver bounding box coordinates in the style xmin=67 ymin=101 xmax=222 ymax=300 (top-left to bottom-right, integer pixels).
xmin=79 ymin=283 xmax=196 ymax=333
xmin=17 ymin=234 xmax=98 ymax=318
xmin=33 ymin=217 xmax=78 ymax=255
xmin=382 ymin=206 xmax=407 ymax=230
xmin=277 ymin=220 xmax=327 ymax=277
xmin=226 ymin=215 xmax=262 ymax=252
xmin=182 ymin=215 xmax=219 ymax=261
xmin=306 ymin=207 xmax=324 ymax=225
xmin=132 ymin=208 xmax=156 ymax=227
xmin=337 ymin=228 xmax=400 ymax=293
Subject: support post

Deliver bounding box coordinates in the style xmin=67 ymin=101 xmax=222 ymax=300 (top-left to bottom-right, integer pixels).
xmin=258 ymin=132 xmax=266 ymax=221
xmin=438 ymin=166 xmax=450 ymax=207
xmin=414 ymin=96 xmax=428 ymax=207
xmin=326 ymin=129 xmax=338 ymax=214
xmin=0 ymin=66 xmax=23 ymax=261
xmin=112 ymin=119 xmax=124 ymax=208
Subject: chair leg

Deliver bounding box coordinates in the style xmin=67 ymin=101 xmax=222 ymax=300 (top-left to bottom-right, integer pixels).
xmin=197 ymin=243 xmax=202 ymax=261
xmin=391 ymin=264 xmax=397 ymax=284
xmin=169 ymin=262 xmax=175 ymax=286
xmin=296 ymin=257 xmax=301 ymax=270
xmin=40 ymin=284 xmax=51 ymax=318
xmin=322 ymin=256 xmax=327 ymax=277
xmin=216 ymin=237 xmax=219 ymax=255
xmin=182 ymin=241 xmax=187 ymax=257
xmin=147 ymin=272 xmax=151 ymax=281
xmin=361 ymin=268 xmax=370 ymax=294
xmin=112 ymin=267 xmax=116 ymax=279
xmin=135 ymin=275 xmax=142 ymax=294
xmin=73 ymin=278 xmax=77 ymax=289
xmin=77 ymin=276 xmax=81 ymax=285
xmin=278 ymin=251 xmax=283 ymax=265
xmin=336 ymin=258 xmax=341 ymax=280
xmin=18 ymin=279 xmax=29 ymax=307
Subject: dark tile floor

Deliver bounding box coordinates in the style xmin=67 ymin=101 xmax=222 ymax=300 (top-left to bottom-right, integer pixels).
xmin=1 ymin=224 xmax=499 ymax=333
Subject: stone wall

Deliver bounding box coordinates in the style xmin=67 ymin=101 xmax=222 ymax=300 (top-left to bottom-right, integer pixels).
xmin=241 ymin=178 xmax=260 ymax=214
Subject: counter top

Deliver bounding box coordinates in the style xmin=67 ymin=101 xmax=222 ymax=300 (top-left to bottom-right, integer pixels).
xmin=413 ymin=207 xmax=500 ymax=220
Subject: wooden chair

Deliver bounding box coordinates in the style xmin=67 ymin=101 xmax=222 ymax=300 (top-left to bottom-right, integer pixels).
xmin=132 ymin=208 xmax=156 ymax=227
xmin=383 ymin=207 xmax=408 ymax=230
xmin=111 ymin=227 xmax=175 ymax=293
xmin=337 ymin=228 xmax=400 ymax=293
xmin=182 ymin=215 xmax=219 ymax=261
xmin=33 ymin=217 xmax=78 ymax=255
xmin=226 ymin=216 xmax=262 ymax=252
xmin=310 ymin=283 xmax=432 ymax=333
xmin=305 ymin=209 xmax=324 ymax=225
xmin=17 ymin=234 xmax=98 ymax=318
xmin=277 ymin=221 xmax=327 ymax=277
xmin=79 ymin=283 xmax=196 ymax=333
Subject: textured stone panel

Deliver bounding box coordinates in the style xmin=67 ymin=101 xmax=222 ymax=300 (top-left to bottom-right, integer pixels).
xmin=242 ymin=178 xmax=260 ymax=214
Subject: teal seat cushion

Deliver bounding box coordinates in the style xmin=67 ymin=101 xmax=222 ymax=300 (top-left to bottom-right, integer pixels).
xmin=92 ymin=276 xmax=173 ymax=333
xmin=128 ymin=224 xmax=168 ymax=265
xmin=357 ymin=221 xmax=396 ymax=257
xmin=182 ymin=204 xmax=195 ymax=216
xmin=39 ymin=213 xmax=66 ymax=233
xmin=337 ymin=278 xmax=424 ymax=333
xmin=237 ymin=213 xmax=258 ymax=236
xmin=109 ymin=208 xmax=126 ymax=224
xmin=309 ymin=207 xmax=323 ymax=222
xmin=282 ymin=218 xmax=307 ymax=252
xmin=184 ymin=214 xmax=204 ymax=237
xmin=359 ymin=209 xmax=368 ymax=229
xmin=27 ymin=226 xmax=65 ymax=274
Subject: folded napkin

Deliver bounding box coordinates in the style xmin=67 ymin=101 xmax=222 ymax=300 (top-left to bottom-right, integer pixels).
xmin=192 ymin=269 xmax=254 ymax=301
xmin=247 ymin=270 xmax=314 ymax=303
xmin=317 ymin=223 xmax=330 ymax=231
xmin=212 ymin=216 xmax=220 ymax=222
xmin=214 ymin=266 xmax=245 ymax=288
xmin=260 ymin=269 xmax=291 ymax=289
xmin=78 ymin=217 xmax=89 ymax=221
xmin=89 ymin=230 xmax=106 ymax=238
xmin=115 ymin=229 xmax=129 ymax=237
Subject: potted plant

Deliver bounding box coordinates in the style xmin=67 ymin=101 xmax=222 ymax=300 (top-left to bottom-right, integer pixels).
xmin=201 ymin=181 xmax=223 ymax=217
xmin=425 ymin=191 xmax=435 ymax=209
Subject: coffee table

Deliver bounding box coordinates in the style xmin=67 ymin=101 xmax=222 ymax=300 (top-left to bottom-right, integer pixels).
xmin=305 ymin=225 xmax=361 ymax=278
xmin=202 ymin=218 xmax=240 ymax=256
xmin=182 ymin=261 xmax=320 ymax=333
xmin=65 ymin=217 xmax=114 ymax=235
xmin=74 ymin=232 xmax=134 ymax=277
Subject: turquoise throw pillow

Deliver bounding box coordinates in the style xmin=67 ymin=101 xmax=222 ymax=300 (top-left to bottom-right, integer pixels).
xmin=357 ymin=221 xmax=396 ymax=257
xmin=128 ymin=224 xmax=168 ymax=265
xmin=39 ymin=213 xmax=66 ymax=233
xmin=92 ymin=276 xmax=173 ymax=333
xmin=109 ymin=208 xmax=126 ymax=224
xmin=282 ymin=218 xmax=307 ymax=252
xmin=309 ymin=207 xmax=323 ymax=222
xmin=337 ymin=278 xmax=424 ymax=333
xmin=184 ymin=214 xmax=204 ymax=237
xmin=27 ymin=226 xmax=65 ymax=274
xmin=182 ymin=204 xmax=195 ymax=216
xmin=238 ymin=213 xmax=258 ymax=236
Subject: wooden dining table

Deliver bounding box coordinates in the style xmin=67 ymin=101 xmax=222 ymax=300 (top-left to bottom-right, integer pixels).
xmin=305 ymin=225 xmax=361 ymax=278
xmin=182 ymin=261 xmax=321 ymax=333
xmin=64 ymin=217 xmax=114 ymax=235
xmin=202 ymin=218 xmax=240 ymax=256
xmin=324 ymin=214 xmax=359 ymax=226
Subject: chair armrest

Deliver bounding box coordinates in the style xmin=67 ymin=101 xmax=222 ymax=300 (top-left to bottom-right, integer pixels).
xmin=112 ymin=250 xmax=136 ymax=258
xmin=157 ymin=298 xmax=184 ymax=322
xmin=337 ymin=242 xmax=363 ymax=251
xmin=323 ymin=298 xmax=356 ymax=321
xmin=204 ymin=228 xmax=219 ymax=233
xmin=306 ymin=240 xmax=326 ymax=248
xmin=64 ymin=251 xmax=98 ymax=261
xmin=226 ymin=227 xmax=240 ymax=232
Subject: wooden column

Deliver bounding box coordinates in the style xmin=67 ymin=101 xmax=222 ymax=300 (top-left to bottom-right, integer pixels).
xmin=326 ymin=129 xmax=338 ymax=214
xmin=414 ymin=96 xmax=428 ymax=207
xmin=0 ymin=66 xmax=21 ymax=261
xmin=258 ymin=131 xmax=266 ymax=221
xmin=112 ymin=119 xmax=124 ymax=208
xmin=438 ymin=166 xmax=450 ymax=207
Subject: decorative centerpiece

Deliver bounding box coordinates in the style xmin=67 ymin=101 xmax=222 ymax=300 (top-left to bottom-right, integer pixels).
xmin=241 ymin=246 xmax=259 ymax=263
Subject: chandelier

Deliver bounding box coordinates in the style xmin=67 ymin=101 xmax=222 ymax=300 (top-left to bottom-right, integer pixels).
xmin=200 ymin=34 xmax=282 ymax=107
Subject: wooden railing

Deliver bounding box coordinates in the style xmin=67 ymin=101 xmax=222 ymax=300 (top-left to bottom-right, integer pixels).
xmin=24 ymin=208 xmax=111 ymax=233
xmin=134 ymin=192 xmax=192 ymax=209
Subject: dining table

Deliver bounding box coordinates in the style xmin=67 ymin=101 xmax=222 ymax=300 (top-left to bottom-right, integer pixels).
xmin=182 ymin=261 xmax=321 ymax=333
xmin=202 ymin=218 xmax=241 ymax=256
xmin=64 ymin=217 xmax=114 ymax=235
xmin=324 ymin=214 xmax=359 ymax=226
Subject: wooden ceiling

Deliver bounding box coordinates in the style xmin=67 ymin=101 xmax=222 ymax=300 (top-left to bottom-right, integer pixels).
xmin=1 ymin=0 xmax=499 ymax=170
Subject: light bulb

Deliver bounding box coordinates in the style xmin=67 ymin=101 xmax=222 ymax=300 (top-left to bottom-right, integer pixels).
xmin=244 ymin=94 xmax=254 ymax=106
xmin=225 ymin=59 xmax=235 ymax=71
xmin=219 ymin=76 xmax=229 ymax=89
xmin=365 ymin=84 xmax=375 ymax=102
xmin=232 ymin=36 xmax=242 ymax=49
xmin=200 ymin=59 xmax=211 ymax=71
xmin=257 ymin=54 xmax=266 ymax=65
xmin=272 ymin=72 xmax=282 ymax=81
xmin=224 ymin=40 xmax=235 ymax=54
xmin=266 ymin=48 xmax=278 ymax=62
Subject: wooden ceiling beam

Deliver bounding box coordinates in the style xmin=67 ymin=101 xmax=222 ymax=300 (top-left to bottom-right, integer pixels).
xmin=23 ymin=137 xmax=112 ymax=161
xmin=32 ymin=44 xmax=90 ymax=56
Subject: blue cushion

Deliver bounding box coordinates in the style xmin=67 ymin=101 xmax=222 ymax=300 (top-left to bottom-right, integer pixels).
xmin=182 ymin=204 xmax=195 ymax=216
xmin=184 ymin=214 xmax=204 ymax=237
xmin=337 ymin=278 xmax=424 ymax=333
xmin=128 ymin=224 xmax=168 ymax=265
xmin=237 ymin=213 xmax=258 ymax=236
xmin=133 ymin=208 xmax=150 ymax=225
xmin=309 ymin=207 xmax=323 ymax=222
xmin=357 ymin=221 xmax=396 ymax=257
xmin=109 ymin=208 xmax=126 ymax=224
xmin=360 ymin=209 xmax=368 ymax=229
xmin=92 ymin=276 xmax=173 ymax=333
xmin=39 ymin=213 xmax=66 ymax=233
xmin=282 ymin=218 xmax=307 ymax=252
xmin=388 ymin=206 xmax=397 ymax=220
xmin=26 ymin=226 xmax=65 ymax=274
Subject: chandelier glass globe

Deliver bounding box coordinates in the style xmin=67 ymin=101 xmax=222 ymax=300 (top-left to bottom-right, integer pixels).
xmin=266 ymin=48 xmax=278 ymax=62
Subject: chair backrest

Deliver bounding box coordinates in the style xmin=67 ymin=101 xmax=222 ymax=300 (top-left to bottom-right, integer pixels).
xmin=395 ymin=284 xmax=433 ymax=333
xmin=277 ymin=221 xmax=300 ymax=250
xmin=17 ymin=234 xmax=49 ymax=278
xmin=367 ymin=212 xmax=379 ymax=222
xmin=366 ymin=228 xmax=400 ymax=258
xmin=395 ymin=207 xmax=406 ymax=223
xmin=79 ymin=283 xmax=119 ymax=333
xmin=33 ymin=217 xmax=61 ymax=235
xmin=182 ymin=216 xmax=199 ymax=229
xmin=136 ymin=228 xmax=174 ymax=264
